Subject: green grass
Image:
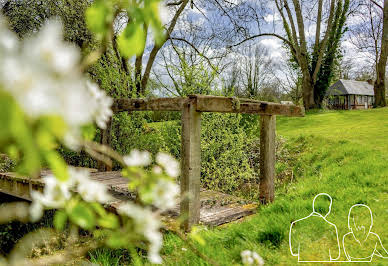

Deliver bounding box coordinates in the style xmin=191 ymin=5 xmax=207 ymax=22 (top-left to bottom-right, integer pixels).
xmin=89 ymin=248 xmax=130 ymax=266
xmin=94 ymin=108 xmax=388 ymax=265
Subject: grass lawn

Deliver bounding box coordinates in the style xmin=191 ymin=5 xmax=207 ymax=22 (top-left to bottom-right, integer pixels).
xmin=93 ymin=108 xmax=388 ymax=265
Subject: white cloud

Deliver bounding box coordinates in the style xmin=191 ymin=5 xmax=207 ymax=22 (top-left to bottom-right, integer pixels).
xmin=260 ymin=38 xmax=281 ymax=49
xmin=264 ymin=13 xmax=280 ymax=23
xmin=260 ymin=38 xmax=285 ymax=59
xmin=305 ymin=24 xmax=316 ymax=38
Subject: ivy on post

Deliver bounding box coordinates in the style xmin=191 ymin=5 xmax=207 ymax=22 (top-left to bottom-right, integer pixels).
xmin=180 ymin=96 xmax=202 ymax=231
xmin=259 ymin=115 xmax=276 ymax=205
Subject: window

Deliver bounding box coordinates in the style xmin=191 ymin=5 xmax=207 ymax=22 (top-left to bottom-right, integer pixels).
xmin=357 ymin=95 xmax=363 ymax=104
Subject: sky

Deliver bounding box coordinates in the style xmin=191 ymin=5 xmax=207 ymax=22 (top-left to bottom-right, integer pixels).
xmin=153 ymin=0 xmax=381 ymax=95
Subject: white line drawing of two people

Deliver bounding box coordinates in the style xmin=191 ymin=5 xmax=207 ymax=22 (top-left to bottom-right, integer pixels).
xmin=289 ymin=193 xmax=388 ymax=262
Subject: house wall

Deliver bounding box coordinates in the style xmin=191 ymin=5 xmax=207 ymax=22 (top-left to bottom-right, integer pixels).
xmin=353 ymin=95 xmax=374 ymax=109
xmin=328 ymin=94 xmax=374 ymax=110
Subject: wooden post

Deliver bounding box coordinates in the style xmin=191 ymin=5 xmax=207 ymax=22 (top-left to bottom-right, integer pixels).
xmin=259 ymin=115 xmax=276 ymax=204
xmin=181 ymin=98 xmax=201 ymax=231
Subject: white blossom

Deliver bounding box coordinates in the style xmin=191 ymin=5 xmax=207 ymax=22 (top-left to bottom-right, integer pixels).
xmin=241 ymin=250 xmax=264 ymax=266
xmin=0 ymin=19 xmax=113 ymax=149
xmin=25 ymin=20 xmax=80 ymax=75
xmin=0 ymin=24 xmax=16 ymax=52
xmin=118 ymin=203 xmax=163 ymax=264
xmin=29 ymin=201 xmax=44 ymax=222
xmin=29 ymin=167 xmax=111 ymax=221
xmin=30 ymin=174 xmax=73 ymax=221
xmin=152 ymin=166 xmax=163 ymax=175
xmin=71 ymin=168 xmax=112 ymax=203
xmin=150 ymin=179 xmax=179 ymax=211
xmin=123 ymin=149 xmax=151 ymax=167
xmin=63 ymin=129 xmax=82 ymax=151
xmin=156 ymin=152 xmax=180 ymax=178
xmin=86 ymin=80 xmax=113 ymax=129
xmin=252 ymin=252 xmax=265 ymax=265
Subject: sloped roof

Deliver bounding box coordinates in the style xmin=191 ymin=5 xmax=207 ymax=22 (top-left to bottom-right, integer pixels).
xmin=326 ymin=79 xmax=374 ymax=96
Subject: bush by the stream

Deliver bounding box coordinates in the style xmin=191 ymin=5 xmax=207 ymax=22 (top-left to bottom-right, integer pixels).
xmin=60 ymin=111 xmax=299 ymax=199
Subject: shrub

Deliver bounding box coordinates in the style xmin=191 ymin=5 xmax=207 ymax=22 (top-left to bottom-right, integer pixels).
xmin=60 ymin=110 xmax=299 ymax=200
xmin=201 ymin=113 xmax=254 ymax=193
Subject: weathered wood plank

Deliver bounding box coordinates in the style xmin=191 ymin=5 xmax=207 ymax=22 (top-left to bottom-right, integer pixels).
xmin=259 ymin=115 xmax=276 ymax=204
xmin=180 ymin=98 xmax=202 ymax=231
xmin=112 ymin=95 xmax=304 ymax=116
xmin=0 ymin=170 xmax=257 ymax=226
xmin=0 ymin=173 xmax=43 ymax=201
xmin=112 ymin=97 xmax=186 ymax=113
xmin=192 ymin=95 xmax=305 ymax=116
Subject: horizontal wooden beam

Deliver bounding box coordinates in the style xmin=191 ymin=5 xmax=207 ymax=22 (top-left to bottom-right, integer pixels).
xmin=0 ymin=173 xmax=43 ymax=201
xmin=112 ymin=97 xmax=186 ymax=113
xmin=192 ymin=95 xmax=305 ymax=117
xmin=112 ymin=95 xmax=305 ymax=117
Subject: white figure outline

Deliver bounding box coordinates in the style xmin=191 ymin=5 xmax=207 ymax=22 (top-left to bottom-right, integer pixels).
xmin=289 ymin=193 xmax=341 ymax=262
xmin=342 ymin=204 xmax=388 ymax=262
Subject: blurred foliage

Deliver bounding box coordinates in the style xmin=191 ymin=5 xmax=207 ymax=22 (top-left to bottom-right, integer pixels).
xmin=2 ymin=0 xmax=93 ymax=47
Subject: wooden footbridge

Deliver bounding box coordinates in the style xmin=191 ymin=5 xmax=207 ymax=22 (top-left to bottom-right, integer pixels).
xmin=0 ymin=95 xmax=304 ymax=230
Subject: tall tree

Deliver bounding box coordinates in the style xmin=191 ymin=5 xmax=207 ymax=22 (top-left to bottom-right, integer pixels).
xmin=349 ymin=1 xmax=383 ymax=75
xmin=373 ymin=0 xmax=388 ymax=107
xmin=230 ymin=0 xmax=350 ymax=109
xmin=314 ymin=0 xmax=349 ymax=106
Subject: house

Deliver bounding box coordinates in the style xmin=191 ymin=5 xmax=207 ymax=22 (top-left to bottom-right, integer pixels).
xmin=326 ymin=79 xmax=374 ymax=110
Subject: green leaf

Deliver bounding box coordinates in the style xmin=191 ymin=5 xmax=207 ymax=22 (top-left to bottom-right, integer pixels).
xmin=36 ymin=128 xmax=56 ymax=151
xmin=144 ymin=0 xmax=165 ymax=45
xmin=44 ymin=151 xmax=68 ymax=181
xmin=40 ymin=116 xmax=67 ymax=140
xmin=90 ymin=202 xmax=106 ymax=217
xmin=0 ymin=90 xmax=41 ymax=175
xmin=81 ymin=124 xmax=96 ymax=141
xmin=6 ymin=145 xmax=19 ymax=161
xmin=97 ymin=213 xmax=119 ymax=229
xmin=54 ymin=210 xmax=67 ymax=231
xmin=68 ymin=202 xmax=96 ymax=230
xmin=118 ymin=23 xmax=145 ymax=58
xmin=85 ymin=0 xmax=112 ymax=38
xmin=106 ymin=231 xmax=127 ymax=248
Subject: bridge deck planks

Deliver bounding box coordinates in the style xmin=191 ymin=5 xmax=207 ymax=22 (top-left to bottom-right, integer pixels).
xmin=0 ymin=169 xmax=257 ymax=227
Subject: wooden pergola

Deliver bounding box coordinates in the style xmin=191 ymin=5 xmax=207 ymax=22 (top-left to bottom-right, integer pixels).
xmin=112 ymin=95 xmax=305 ymax=230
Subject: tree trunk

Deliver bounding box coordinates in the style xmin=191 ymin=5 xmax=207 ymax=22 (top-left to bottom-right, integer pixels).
xmin=374 ymin=0 xmax=388 ymax=107
xmin=302 ymin=73 xmax=315 ymax=109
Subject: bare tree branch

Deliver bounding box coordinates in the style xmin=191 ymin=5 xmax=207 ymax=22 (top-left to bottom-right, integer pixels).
xmin=167 ymin=1 xmax=184 ymax=6
xmin=228 ymin=33 xmax=292 ymax=48
xmin=141 ymin=0 xmax=190 ymax=92
xmin=170 ymin=37 xmax=218 ymax=72
xmin=370 ymin=0 xmax=384 ymax=10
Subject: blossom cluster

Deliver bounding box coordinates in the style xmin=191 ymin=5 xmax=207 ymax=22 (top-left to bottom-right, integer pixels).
xmin=30 ymin=167 xmax=112 ymax=222
xmin=0 ymin=18 xmax=112 ymax=148
xmin=0 ymin=15 xmax=180 ymax=265
xmin=123 ymin=150 xmax=180 ymax=211
xmin=118 ymin=202 xmax=162 ymax=264
xmin=120 ymin=150 xmax=181 ymax=263
xmin=241 ymin=250 xmax=265 ymax=266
